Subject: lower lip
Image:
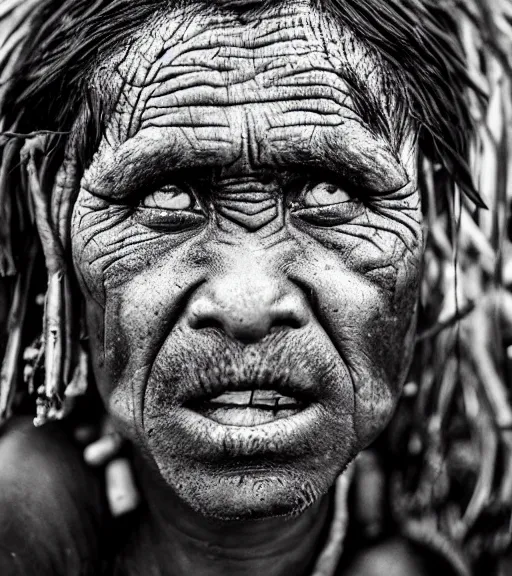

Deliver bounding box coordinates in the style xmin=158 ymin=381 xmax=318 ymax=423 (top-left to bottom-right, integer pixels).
xmin=163 ymin=403 xmax=325 ymax=459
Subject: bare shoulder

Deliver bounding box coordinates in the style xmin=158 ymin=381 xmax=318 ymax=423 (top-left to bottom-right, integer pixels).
xmin=0 ymin=417 xmax=106 ymax=576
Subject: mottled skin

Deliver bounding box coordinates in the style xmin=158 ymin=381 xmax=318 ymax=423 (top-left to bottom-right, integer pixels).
xmin=17 ymin=0 xmax=425 ymax=574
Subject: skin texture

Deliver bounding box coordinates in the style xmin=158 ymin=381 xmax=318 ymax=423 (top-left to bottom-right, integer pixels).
xmin=69 ymin=0 xmax=423 ymax=573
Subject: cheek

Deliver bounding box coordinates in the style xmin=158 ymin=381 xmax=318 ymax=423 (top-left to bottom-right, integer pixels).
xmin=326 ymin=274 xmax=419 ymax=445
xmin=81 ymin=271 xmax=205 ymax=434
xmin=71 ymin=191 xmax=207 ymax=429
xmin=289 ymin=223 xmax=422 ymax=447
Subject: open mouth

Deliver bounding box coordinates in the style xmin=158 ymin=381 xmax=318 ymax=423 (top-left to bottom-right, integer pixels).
xmin=189 ymin=390 xmax=307 ymax=426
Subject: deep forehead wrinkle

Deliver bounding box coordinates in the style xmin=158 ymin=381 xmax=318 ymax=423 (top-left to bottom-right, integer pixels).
xmin=83 ymin=0 xmax=410 ymax=196
xmin=94 ymin=0 xmax=404 ymax=139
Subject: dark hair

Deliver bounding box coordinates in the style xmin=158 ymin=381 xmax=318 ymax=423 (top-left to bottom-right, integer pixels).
xmin=2 ymin=0 xmax=484 ymax=198
xmin=2 ymin=3 xmax=512 ymax=566
xmin=0 ymin=0 xmax=488 ymax=418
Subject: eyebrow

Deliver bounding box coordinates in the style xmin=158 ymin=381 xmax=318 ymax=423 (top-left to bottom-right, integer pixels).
xmin=77 ymin=74 xmax=405 ymax=196
xmin=83 ymin=115 xmax=408 ymax=201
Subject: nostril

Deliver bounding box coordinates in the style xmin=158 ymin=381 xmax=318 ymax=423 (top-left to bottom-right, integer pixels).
xmin=189 ymin=314 xmax=225 ymax=333
xmin=187 ymin=290 xmax=309 ymax=342
xmin=270 ymin=314 xmax=304 ymax=332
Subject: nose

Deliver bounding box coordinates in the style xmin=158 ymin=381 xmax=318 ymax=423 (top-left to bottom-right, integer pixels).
xmin=186 ymin=276 xmax=309 ymax=344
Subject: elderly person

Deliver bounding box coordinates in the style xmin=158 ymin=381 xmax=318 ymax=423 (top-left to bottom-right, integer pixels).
xmin=0 ymin=0 xmax=511 ymax=574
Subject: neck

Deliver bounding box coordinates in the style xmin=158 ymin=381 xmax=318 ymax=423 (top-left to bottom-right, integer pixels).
xmin=132 ymin=456 xmax=331 ymax=576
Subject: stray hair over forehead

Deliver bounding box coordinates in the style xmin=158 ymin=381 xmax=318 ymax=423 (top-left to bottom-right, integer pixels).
xmin=1 ymin=0 xmax=484 ymax=205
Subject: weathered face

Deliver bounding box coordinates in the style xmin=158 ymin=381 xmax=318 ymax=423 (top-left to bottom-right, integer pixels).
xmin=71 ymin=0 xmax=422 ymax=520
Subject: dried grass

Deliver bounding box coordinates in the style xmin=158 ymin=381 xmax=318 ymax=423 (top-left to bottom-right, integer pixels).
xmin=389 ymin=1 xmax=512 ymax=569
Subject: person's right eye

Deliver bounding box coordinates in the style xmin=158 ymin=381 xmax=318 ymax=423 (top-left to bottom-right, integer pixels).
xmin=134 ymin=184 xmax=206 ymax=232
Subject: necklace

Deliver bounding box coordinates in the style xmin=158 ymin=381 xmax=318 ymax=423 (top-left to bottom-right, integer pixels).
xmin=310 ymin=464 xmax=354 ymax=576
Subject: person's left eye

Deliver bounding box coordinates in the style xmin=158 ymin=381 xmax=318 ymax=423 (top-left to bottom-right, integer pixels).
xmin=291 ymin=181 xmax=364 ymax=227
xmin=302 ymin=182 xmax=351 ymax=207
xmin=133 ymin=184 xmax=206 ymax=232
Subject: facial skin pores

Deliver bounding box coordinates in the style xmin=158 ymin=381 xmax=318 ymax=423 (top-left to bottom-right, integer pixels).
xmin=71 ymin=0 xmax=422 ymax=521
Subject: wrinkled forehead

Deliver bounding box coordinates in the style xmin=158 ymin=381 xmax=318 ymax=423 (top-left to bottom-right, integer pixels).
xmin=81 ymin=0 xmax=413 ymax=197
xmin=92 ymin=0 xmax=404 ymax=144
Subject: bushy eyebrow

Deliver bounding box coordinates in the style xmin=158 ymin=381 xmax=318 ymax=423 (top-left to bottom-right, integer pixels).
xmin=73 ymin=73 xmax=405 ymax=194
xmin=82 ymin=113 xmax=408 ymax=201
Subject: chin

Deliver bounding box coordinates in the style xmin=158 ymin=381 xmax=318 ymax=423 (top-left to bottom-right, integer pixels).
xmin=156 ymin=460 xmax=340 ymax=521
xmin=142 ymin=414 xmax=359 ymax=521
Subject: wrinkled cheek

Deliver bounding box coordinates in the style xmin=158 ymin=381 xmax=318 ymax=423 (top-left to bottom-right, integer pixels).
xmin=315 ymin=252 xmax=421 ymax=448
xmin=71 ymin=234 xmax=151 ymax=434
xmin=71 ymin=234 xmax=104 ymax=307
xmin=340 ymin=299 xmax=418 ymax=448
xmin=352 ymin=308 xmax=418 ymax=448
xmin=72 ymin=208 xmax=168 ymax=433
xmin=71 ymin=196 xmax=124 ymax=303
xmin=350 ymin=274 xmax=420 ymax=447
xmin=72 ymin=243 xmax=207 ymax=440
xmin=77 ymin=293 xmax=143 ymax=436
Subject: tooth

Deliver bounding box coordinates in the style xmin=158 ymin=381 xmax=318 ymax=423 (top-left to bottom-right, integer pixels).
xmin=207 ymin=390 xmax=300 ymax=409
xmin=252 ymin=390 xmax=279 ymax=406
xmin=209 ymin=391 xmax=252 ymax=405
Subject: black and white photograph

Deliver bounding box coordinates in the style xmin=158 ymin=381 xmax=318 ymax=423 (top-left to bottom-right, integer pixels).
xmin=0 ymin=1 xmax=511 ymax=574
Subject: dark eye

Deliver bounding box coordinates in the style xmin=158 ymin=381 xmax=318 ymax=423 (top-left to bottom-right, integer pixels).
xmin=291 ymin=180 xmax=363 ymax=227
xmin=134 ymin=184 xmax=206 ymax=232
